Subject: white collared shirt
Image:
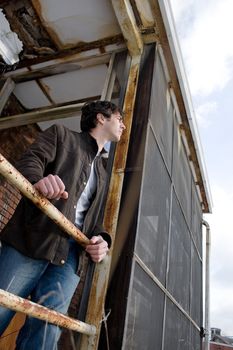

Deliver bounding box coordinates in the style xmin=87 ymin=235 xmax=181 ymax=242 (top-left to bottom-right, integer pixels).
xmin=75 ymin=154 xmax=98 ymax=229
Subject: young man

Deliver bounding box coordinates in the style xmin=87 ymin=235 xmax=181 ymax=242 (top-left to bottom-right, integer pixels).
xmin=0 ymin=100 xmax=125 ymax=349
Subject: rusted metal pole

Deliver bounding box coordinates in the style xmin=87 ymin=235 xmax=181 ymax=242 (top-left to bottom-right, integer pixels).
xmin=0 ymin=153 xmax=90 ymax=247
xmin=0 ymin=289 xmax=96 ymax=336
xmin=79 ymin=54 xmax=141 ymax=350
xmin=111 ymin=0 xmax=143 ymax=56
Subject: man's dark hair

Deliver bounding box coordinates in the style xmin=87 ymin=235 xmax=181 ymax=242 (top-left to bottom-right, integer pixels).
xmin=80 ymin=100 xmax=120 ymax=132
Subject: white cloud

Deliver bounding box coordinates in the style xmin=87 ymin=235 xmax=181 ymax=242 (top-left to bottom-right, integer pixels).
xmin=170 ymin=0 xmax=233 ymax=96
xmin=168 ymin=0 xmax=194 ymax=22
xmin=170 ymin=0 xmax=233 ymax=337
xmin=210 ymin=286 xmax=233 ymax=335
xmin=204 ymin=183 xmax=233 ymax=334
xmin=195 ymin=101 xmax=217 ymax=128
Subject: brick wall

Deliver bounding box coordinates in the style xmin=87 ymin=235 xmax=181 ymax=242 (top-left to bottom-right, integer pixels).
xmin=0 ymin=125 xmax=39 ymax=232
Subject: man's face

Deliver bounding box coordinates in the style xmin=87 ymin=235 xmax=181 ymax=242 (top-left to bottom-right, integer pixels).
xmin=103 ymin=111 xmax=126 ymax=142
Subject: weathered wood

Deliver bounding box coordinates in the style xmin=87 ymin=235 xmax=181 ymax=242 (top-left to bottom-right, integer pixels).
xmin=4 ymin=52 xmax=114 ymax=84
xmin=79 ymin=54 xmax=141 ymax=350
xmin=111 ymin=0 xmax=143 ymax=56
xmin=0 ymin=102 xmax=84 ymax=130
xmin=0 ymin=78 xmax=15 ymax=114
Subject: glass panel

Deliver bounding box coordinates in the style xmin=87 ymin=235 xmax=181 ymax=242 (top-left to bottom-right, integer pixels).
xmin=123 ymin=261 xmax=165 ymax=350
xmin=136 ymin=127 xmax=171 ymax=285
xmin=149 ymin=53 xmax=173 ymax=174
xmin=190 ymin=325 xmax=202 ymax=350
xmin=172 ymin=119 xmax=192 ymax=227
xmin=167 ymin=192 xmax=191 ymax=312
xmin=164 ymin=299 xmax=191 ymax=350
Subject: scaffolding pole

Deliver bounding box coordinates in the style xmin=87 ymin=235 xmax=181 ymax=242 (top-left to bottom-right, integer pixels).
xmin=0 ymin=153 xmax=90 ymax=247
xmin=0 ymin=289 xmax=96 ymax=336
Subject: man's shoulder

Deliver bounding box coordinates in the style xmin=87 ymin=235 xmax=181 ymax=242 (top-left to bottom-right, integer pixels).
xmin=43 ymin=124 xmax=80 ymax=141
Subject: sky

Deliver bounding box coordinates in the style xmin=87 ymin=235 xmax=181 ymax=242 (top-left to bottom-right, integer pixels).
xmin=169 ymin=0 xmax=233 ymax=336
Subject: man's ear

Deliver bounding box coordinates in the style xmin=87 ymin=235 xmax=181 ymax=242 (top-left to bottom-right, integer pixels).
xmin=96 ymin=113 xmax=105 ymax=125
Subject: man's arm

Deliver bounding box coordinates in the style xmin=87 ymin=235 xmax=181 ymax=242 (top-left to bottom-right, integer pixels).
xmin=16 ymin=124 xmax=62 ymax=184
xmin=35 ymin=175 xmax=108 ymax=262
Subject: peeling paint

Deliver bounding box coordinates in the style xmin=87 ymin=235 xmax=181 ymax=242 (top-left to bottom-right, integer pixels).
xmin=111 ymin=0 xmax=143 ymax=56
xmin=133 ymin=0 xmax=155 ymax=27
xmin=0 ymin=289 xmax=96 ymax=335
xmin=0 ymin=9 xmax=23 ymax=65
xmin=0 ymin=153 xmax=90 ymax=246
xmin=79 ymin=54 xmax=141 ymax=350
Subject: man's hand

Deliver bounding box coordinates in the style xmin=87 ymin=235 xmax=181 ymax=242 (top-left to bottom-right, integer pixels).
xmin=34 ymin=174 xmax=68 ymax=200
xmin=85 ymin=235 xmax=109 ymax=263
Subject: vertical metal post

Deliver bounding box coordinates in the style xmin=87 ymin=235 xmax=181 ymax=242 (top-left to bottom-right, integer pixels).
xmin=79 ymin=54 xmax=141 ymax=350
xmin=101 ymin=53 xmax=116 ymax=101
xmin=202 ymin=220 xmax=211 ymax=350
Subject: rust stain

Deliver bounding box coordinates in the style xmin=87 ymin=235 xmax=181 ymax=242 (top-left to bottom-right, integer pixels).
xmin=17 ymin=34 xmax=124 ymax=68
xmin=132 ymin=0 xmax=155 ymax=27
xmin=31 ymin=0 xmax=62 ymax=50
xmin=0 ymin=289 xmax=96 ymax=335
xmin=0 ymin=153 xmax=90 ymax=246
xmin=79 ymin=56 xmax=141 ymax=349
xmin=32 ymin=0 xmax=120 ymax=51
xmin=36 ymin=79 xmax=54 ymax=104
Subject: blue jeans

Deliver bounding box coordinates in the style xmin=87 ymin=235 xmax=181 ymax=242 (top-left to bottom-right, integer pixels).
xmin=0 ymin=241 xmax=80 ymax=350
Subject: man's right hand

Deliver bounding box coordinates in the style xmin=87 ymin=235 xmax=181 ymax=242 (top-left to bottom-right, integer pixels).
xmin=34 ymin=174 xmax=68 ymax=200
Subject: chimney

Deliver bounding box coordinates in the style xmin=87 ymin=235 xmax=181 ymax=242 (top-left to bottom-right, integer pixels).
xmin=211 ymin=328 xmax=221 ymax=340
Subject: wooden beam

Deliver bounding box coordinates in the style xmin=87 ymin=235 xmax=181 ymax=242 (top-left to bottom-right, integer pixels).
xmin=16 ymin=34 xmax=124 ymax=69
xmin=0 ymin=102 xmax=84 ymax=130
xmin=111 ymin=0 xmax=143 ymax=56
xmin=3 ymin=52 xmax=114 ymax=84
xmin=0 ymin=78 xmax=15 ymax=114
xmin=79 ymin=54 xmax=141 ymax=350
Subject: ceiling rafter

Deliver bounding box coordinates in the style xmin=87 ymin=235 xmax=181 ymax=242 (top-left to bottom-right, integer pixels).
xmin=111 ymin=0 xmax=143 ymax=56
xmin=0 ymin=90 xmax=119 ymax=129
xmin=2 ymin=51 xmax=117 ymax=84
xmin=0 ymin=78 xmax=15 ymax=115
xmin=16 ymin=34 xmax=125 ymax=68
xmin=0 ymin=102 xmax=84 ymax=130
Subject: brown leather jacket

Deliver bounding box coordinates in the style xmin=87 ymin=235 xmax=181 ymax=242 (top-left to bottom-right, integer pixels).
xmin=1 ymin=124 xmax=110 ymax=265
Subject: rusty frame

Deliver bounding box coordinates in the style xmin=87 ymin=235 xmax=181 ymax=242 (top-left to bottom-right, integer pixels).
xmin=0 ymin=102 xmax=85 ymax=130
xmin=0 ymin=289 xmax=96 ymax=336
xmin=3 ymin=51 xmax=120 ymax=84
xmin=79 ymin=54 xmax=141 ymax=350
xmin=111 ymin=0 xmax=143 ymax=56
xmin=0 ymin=50 xmax=123 ymax=129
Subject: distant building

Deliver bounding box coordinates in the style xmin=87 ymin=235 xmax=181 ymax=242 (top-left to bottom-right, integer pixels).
xmin=210 ymin=328 xmax=233 ymax=350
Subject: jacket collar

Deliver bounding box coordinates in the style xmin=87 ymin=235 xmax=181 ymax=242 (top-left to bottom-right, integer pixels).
xmin=81 ymin=132 xmax=108 ymax=157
